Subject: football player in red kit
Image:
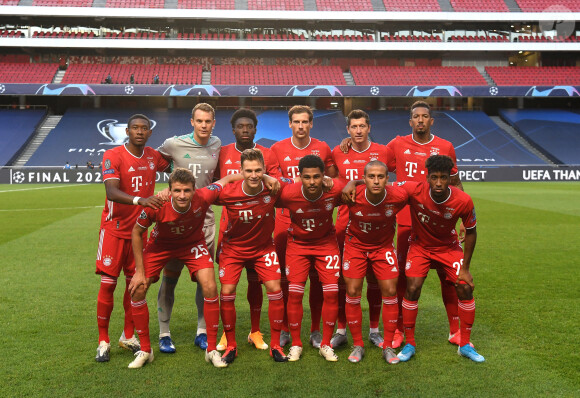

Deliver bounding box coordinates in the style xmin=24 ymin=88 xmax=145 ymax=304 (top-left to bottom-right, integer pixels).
xmin=94 ymin=114 xmax=168 ymax=363
xmin=331 ymin=110 xmax=387 ymax=350
xmin=276 ymin=155 xmax=344 ymax=362
xmin=395 ymin=155 xmax=484 ymax=363
xmin=341 ymin=160 xmax=408 ymax=364
xmin=270 ymin=105 xmax=337 ymax=349
xmin=215 ymin=148 xmax=291 ymax=364
xmin=215 ymin=109 xmax=281 ymax=351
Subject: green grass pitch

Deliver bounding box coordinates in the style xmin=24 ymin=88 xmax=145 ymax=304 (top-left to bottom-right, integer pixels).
xmin=0 ymin=182 xmax=578 ymax=397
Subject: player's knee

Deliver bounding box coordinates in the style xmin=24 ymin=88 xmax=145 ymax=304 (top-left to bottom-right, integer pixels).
xmin=405 ymin=281 xmax=422 ymax=300
xmin=220 ymin=284 xmax=236 ymax=296
xmin=132 ymin=285 xmax=147 ymax=301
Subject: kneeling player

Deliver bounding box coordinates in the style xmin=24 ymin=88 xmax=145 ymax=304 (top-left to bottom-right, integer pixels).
xmin=276 ymin=155 xmax=345 ymax=362
xmin=128 ymin=168 xmax=229 ymax=368
xmin=342 ymin=161 xmax=408 ymax=364
xmin=396 ymin=155 xmax=484 ymax=363
xmin=216 ymin=149 xmax=291 ymax=363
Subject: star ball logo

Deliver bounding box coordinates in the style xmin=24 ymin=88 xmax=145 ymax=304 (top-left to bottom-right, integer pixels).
xmin=12 ymin=171 xmax=25 ymax=184
xmin=0 ymin=84 xmax=5 ymax=94
xmin=249 ymin=86 xmax=259 ymax=95
xmin=124 ymin=85 xmax=135 ymax=95
xmin=370 ymin=86 xmax=380 ymax=96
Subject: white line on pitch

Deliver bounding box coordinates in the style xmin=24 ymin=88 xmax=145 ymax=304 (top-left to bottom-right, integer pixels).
xmin=0 ymin=205 xmax=102 ymax=212
xmin=0 ymin=184 xmax=90 ymax=193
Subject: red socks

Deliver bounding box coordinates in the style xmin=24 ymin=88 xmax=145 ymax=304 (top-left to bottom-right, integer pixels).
xmin=220 ymin=293 xmax=237 ymax=348
xmin=131 ymin=299 xmax=150 ymax=353
xmin=440 ymin=278 xmax=460 ymax=335
xmin=382 ymin=295 xmax=398 ymax=348
xmin=336 ymin=282 xmax=347 ymax=330
xmin=309 ymin=272 xmax=323 ymax=333
xmin=402 ymin=298 xmax=418 ymax=347
xmin=267 ymin=290 xmax=284 ymax=347
xmin=97 ymin=275 xmax=116 ymax=343
xmin=287 ymin=283 xmax=305 ymax=347
xmin=345 ymin=294 xmax=363 ymax=347
xmin=458 ymin=299 xmax=475 ymax=347
xmin=367 ymin=282 xmax=382 ymax=329
xmin=123 ymin=276 xmax=135 ymax=339
xmin=204 ymin=296 xmax=220 ymax=352
xmin=321 ymin=284 xmax=339 ymax=347
xmin=247 ymin=272 xmax=263 ymax=334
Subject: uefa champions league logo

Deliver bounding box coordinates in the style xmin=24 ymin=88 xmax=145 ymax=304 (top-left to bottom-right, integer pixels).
xmin=97 ymin=119 xmax=157 ymax=145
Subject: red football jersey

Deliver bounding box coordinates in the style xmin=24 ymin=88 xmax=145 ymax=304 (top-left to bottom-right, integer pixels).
xmin=332 ymin=141 xmax=388 ymax=231
xmin=100 ymin=145 xmax=169 ymax=239
xmin=271 ymin=137 xmax=336 ymax=224
xmin=276 ymin=180 xmax=345 ymax=245
xmin=345 ymin=184 xmax=409 ymax=250
xmin=386 ymin=134 xmax=458 ymax=226
xmin=216 ymin=143 xmax=281 ymax=179
xmin=215 ymin=178 xmax=293 ymax=256
xmin=399 ymin=181 xmax=476 ymax=250
xmin=137 ymin=184 xmax=222 ymax=250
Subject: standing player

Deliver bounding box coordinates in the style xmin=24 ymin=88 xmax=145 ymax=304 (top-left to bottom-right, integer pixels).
xmin=216 ymin=149 xmax=290 ymax=363
xmin=270 ymin=105 xmax=337 ymax=348
xmin=331 ymin=109 xmax=387 ymax=349
xmin=395 ymin=155 xmax=484 ymax=363
xmin=276 ymin=155 xmax=344 ymax=362
xmin=387 ymin=101 xmax=464 ymax=347
xmin=128 ymin=168 xmax=233 ymax=368
xmin=155 ymin=103 xmax=221 ymax=353
xmin=341 ymin=160 xmax=408 ymax=364
xmin=94 ymin=114 xmax=169 ymax=362
xmin=215 ymin=109 xmax=281 ymax=351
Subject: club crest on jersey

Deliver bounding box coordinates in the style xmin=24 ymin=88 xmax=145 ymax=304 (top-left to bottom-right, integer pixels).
xmin=405 ymin=260 xmax=412 ymax=271
xmin=263 ymin=196 xmax=271 ymax=203
xmin=104 ymin=159 xmax=111 ymax=169
xmin=219 ymin=268 xmax=225 ymax=278
xmin=139 ymin=210 xmax=147 ymax=219
xmin=430 ymin=147 xmax=440 ymax=156
xmin=149 ymin=161 xmax=155 ymax=170
xmin=343 ymin=260 xmax=350 ymax=271
xmin=102 ymin=256 xmax=113 ymax=267
xmin=444 ymin=212 xmax=452 ymax=219
xmin=285 ymin=268 xmax=290 ymax=275
xmin=385 ymin=209 xmax=393 ymax=217
xmin=325 ymin=203 xmax=333 ymax=211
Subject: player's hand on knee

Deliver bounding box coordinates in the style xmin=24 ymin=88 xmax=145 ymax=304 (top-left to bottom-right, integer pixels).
xmin=142 ymin=195 xmax=165 ymax=210
xmin=456 ymin=269 xmax=474 ymax=291
xmin=129 ymin=273 xmax=147 ymax=296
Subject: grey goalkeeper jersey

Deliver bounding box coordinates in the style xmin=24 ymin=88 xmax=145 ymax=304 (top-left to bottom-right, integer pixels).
xmin=157 ymin=133 xmax=221 ymax=225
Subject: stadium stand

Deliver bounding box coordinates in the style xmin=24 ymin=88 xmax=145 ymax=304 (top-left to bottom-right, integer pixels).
xmin=485 ymin=66 xmax=580 ymax=85
xmin=449 ymin=34 xmax=509 ymax=42
xmin=0 ymin=63 xmax=58 ymax=83
xmin=515 ymin=0 xmax=580 ymax=12
xmin=499 ymin=109 xmax=580 ymax=165
xmin=0 ymin=109 xmax=47 ymax=166
xmin=351 ymin=66 xmax=488 ymax=86
xmin=0 ymin=0 xmax=20 ymax=5
xmin=248 ymin=0 xmax=304 ymax=10
xmin=316 ymin=0 xmax=374 ymax=11
xmin=211 ymin=65 xmax=346 ymax=85
xmin=382 ymin=34 xmax=443 ymax=42
xmin=106 ymin=0 xmax=165 ymax=8
xmin=1 ymin=30 xmax=25 ymax=38
xmin=31 ymin=0 xmax=93 ymax=6
xmin=178 ymin=0 xmax=235 ymax=9
xmin=61 ymin=64 xmax=203 ymax=84
xmin=449 ymin=0 xmax=509 ymax=12
xmin=382 ymin=0 xmax=441 ymax=11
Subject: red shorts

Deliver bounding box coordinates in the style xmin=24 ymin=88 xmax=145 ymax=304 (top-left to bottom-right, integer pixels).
xmin=143 ymin=241 xmax=214 ymax=283
xmin=342 ymin=242 xmax=398 ymax=281
xmin=218 ymin=244 xmax=281 ymax=285
xmin=405 ymin=242 xmax=464 ymax=283
xmin=285 ymin=238 xmax=341 ymax=284
xmin=95 ymin=229 xmax=135 ymax=278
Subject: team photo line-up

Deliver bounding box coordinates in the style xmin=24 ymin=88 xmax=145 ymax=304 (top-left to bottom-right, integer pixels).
xmin=95 ymin=101 xmax=484 ymax=369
